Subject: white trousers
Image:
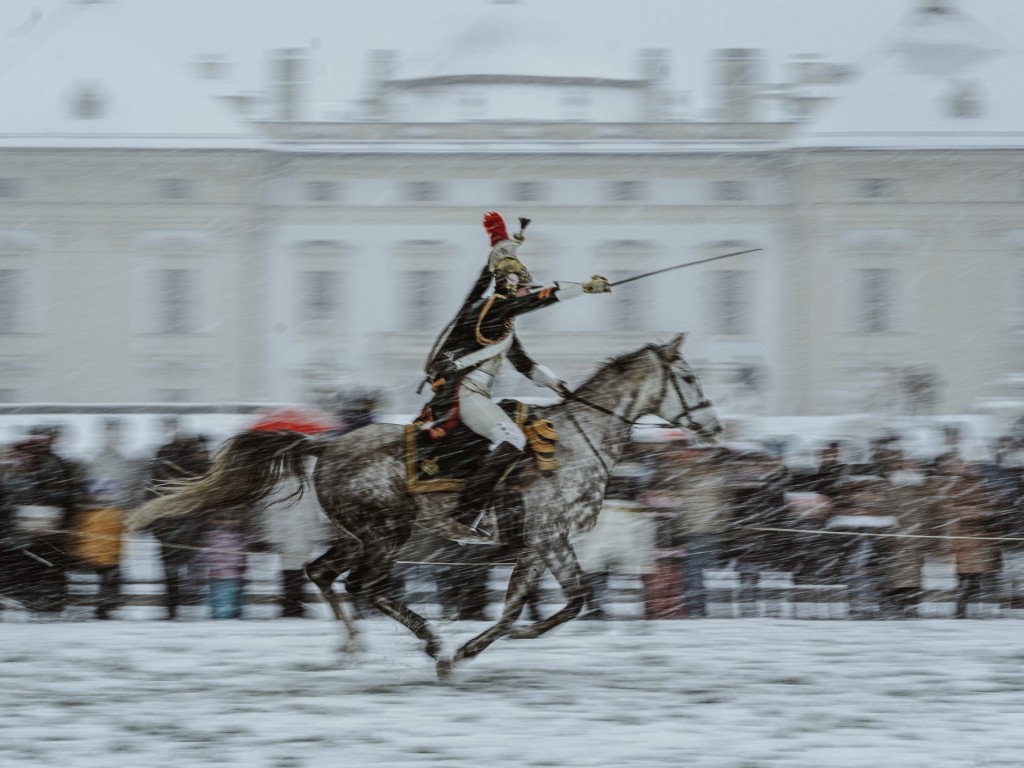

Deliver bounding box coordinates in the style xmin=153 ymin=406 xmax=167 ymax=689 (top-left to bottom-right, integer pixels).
xmin=458 ymin=376 xmax=526 ymax=450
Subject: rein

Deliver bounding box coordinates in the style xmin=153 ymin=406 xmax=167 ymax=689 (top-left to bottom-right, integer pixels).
xmin=561 ymin=401 xmax=613 ymax=478
xmin=563 ymin=355 xmax=712 ymax=436
xmin=562 ymin=391 xmax=629 ymax=424
xmin=559 ymin=354 xmax=712 ymax=475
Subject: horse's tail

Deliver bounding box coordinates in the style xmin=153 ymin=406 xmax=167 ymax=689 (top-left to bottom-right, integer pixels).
xmin=126 ymin=431 xmax=325 ymax=533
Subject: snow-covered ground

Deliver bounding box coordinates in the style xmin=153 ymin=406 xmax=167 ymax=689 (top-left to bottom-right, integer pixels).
xmin=3 ymin=617 xmax=1024 ymax=768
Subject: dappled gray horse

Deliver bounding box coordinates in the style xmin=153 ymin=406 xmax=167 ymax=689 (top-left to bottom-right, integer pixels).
xmin=129 ymin=334 xmax=720 ymax=678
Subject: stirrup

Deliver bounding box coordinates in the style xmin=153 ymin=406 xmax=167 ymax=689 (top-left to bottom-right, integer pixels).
xmin=466 ymin=509 xmax=500 ymax=545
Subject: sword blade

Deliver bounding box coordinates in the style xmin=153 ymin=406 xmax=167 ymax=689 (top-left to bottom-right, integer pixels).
xmin=609 ymin=248 xmax=763 ymax=287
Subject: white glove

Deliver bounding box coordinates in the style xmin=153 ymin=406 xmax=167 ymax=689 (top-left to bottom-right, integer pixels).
xmin=530 ymin=364 xmax=568 ymax=395
xmin=583 ymin=274 xmax=612 ymax=294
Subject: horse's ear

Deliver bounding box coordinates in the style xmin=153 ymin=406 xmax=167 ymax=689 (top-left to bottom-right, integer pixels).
xmin=661 ymin=333 xmax=687 ymax=357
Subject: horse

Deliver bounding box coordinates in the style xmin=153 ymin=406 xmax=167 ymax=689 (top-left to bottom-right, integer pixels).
xmin=128 ymin=333 xmax=721 ymax=678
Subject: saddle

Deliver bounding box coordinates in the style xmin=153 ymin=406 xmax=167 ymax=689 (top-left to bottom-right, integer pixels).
xmin=405 ymin=396 xmax=557 ymax=494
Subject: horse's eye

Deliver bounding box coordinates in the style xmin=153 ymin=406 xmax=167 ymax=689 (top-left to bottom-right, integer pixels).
xmin=682 ymin=375 xmax=695 ymax=384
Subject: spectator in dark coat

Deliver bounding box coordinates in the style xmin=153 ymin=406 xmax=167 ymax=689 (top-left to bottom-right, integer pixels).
xmin=143 ymin=417 xmax=212 ymax=620
xmin=940 ymin=459 xmax=1004 ymax=619
xmin=4 ymin=425 xmax=86 ymax=614
xmin=728 ymin=453 xmax=789 ymax=617
xmin=811 ymin=441 xmax=846 ymax=498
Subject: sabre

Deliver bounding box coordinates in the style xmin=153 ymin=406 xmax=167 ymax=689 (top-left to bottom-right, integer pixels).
xmin=609 ymin=247 xmax=762 ymax=287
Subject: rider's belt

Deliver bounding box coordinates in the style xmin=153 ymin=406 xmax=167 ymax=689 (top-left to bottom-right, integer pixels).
xmin=462 ymin=368 xmax=495 ymax=393
xmin=449 ymin=333 xmax=513 ymax=372
xmin=524 ymin=418 xmax=558 ymax=474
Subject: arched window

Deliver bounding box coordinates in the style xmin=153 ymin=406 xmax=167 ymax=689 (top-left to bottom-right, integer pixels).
xmin=599 ymin=240 xmax=655 ymax=332
xmin=702 ymin=241 xmax=757 ymax=337
xmin=397 ymin=240 xmax=449 ymax=331
xmin=294 ymin=240 xmax=349 ymax=335
xmin=140 ymin=231 xmax=210 ymax=335
xmin=841 ymin=230 xmax=913 ymax=335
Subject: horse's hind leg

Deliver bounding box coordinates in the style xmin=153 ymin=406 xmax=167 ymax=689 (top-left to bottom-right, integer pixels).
xmin=453 ymin=551 xmax=546 ymax=668
xmin=347 ymin=542 xmax=449 ymax=676
xmin=305 ymin=539 xmax=362 ymax=654
xmin=368 ymin=594 xmax=453 ymax=677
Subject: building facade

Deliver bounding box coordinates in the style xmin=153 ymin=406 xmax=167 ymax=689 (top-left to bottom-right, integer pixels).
xmin=0 ymin=0 xmax=1020 ymax=420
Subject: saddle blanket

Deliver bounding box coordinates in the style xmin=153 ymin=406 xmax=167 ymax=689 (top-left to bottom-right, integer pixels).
xmin=405 ymin=400 xmax=557 ymax=494
xmin=405 ymin=400 xmax=527 ymax=493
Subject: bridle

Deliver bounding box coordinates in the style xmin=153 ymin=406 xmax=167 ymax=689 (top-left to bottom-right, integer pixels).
xmin=658 ymin=358 xmax=720 ymax=440
xmin=564 ymin=352 xmax=719 ymax=441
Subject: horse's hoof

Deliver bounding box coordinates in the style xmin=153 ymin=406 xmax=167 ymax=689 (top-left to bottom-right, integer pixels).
xmin=435 ymin=657 xmax=454 ymax=680
xmin=337 ymin=635 xmax=366 ymax=657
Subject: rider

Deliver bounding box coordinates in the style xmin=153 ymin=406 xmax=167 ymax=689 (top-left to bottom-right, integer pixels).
xmin=424 ymin=211 xmax=611 ymax=541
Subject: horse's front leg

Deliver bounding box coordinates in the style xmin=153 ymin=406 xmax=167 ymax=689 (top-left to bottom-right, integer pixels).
xmin=452 ymin=551 xmax=546 ymax=668
xmin=508 ymin=538 xmax=587 ymax=640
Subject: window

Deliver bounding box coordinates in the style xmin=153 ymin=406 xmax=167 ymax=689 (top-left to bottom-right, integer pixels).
xmin=157 ymin=178 xmax=193 ymax=200
xmin=457 ymin=89 xmax=487 ymax=119
xmin=404 ymin=270 xmax=443 ymax=330
xmin=0 ymin=389 xmax=20 ymax=403
xmin=711 ymin=270 xmax=752 ymax=336
xmin=561 ymin=89 xmax=591 ymax=120
xmin=599 ymin=241 xmax=654 ymax=332
xmin=156 ymin=269 xmax=196 ymax=334
xmin=856 ymin=268 xmax=894 ymax=333
xmin=607 ymin=270 xmax=646 ymax=331
xmin=404 ymin=181 xmax=441 ymax=203
xmin=948 ymin=80 xmax=982 ymax=118
xmin=70 ymin=81 xmax=105 ymax=119
xmin=608 ymin=181 xmax=647 ymax=203
xmin=301 ymin=270 xmax=338 ymax=322
xmin=0 ymin=269 xmax=22 ymax=334
xmin=855 ymin=178 xmax=897 ymax=200
xmin=195 ymin=55 xmax=229 ymax=80
xmin=509 ymin=181 xmax=546 ymax=203
xmin=710 ymin=180 xmax=748 ymax=202
xmin=304 ymin=181 xmax=338 ymax=202
xmin=0 ymin=179 xmax=22 ymax=199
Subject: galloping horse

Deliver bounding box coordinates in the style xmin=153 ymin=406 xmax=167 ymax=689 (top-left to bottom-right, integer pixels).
xmin=129 ymin=334 xmax=721 ymax=678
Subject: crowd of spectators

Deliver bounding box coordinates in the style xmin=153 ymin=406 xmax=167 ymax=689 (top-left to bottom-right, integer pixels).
xmin=1 ymin=406 xmax=1022 ymax=622
xmin=630 ymin=431 xmax=1024 ymax=620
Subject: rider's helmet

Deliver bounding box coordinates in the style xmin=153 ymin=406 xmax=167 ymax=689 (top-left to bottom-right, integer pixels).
xmin=492 ymin=255 xmax=536 ymax=295
xmin=483 ymin=211 xmax=536 ymax=295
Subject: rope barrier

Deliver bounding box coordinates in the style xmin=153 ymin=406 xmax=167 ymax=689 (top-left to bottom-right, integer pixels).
xmin=741 ymin=525 xmax=1024 ymax=543
xmin=20 ymin=518 xmax=1024 ymax=576
xmin=17 ymin=527 xmax=516 ymax=566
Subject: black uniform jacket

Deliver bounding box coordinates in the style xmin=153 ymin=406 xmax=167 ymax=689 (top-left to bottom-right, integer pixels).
xmin=433 ymin=286 xmax=564 ymax=381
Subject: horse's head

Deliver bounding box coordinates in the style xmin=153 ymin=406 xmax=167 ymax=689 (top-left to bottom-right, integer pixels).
xmin=650 ymin=333 xmax=722 ymax=444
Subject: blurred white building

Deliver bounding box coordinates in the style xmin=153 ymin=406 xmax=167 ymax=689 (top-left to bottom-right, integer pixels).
xmin=0 ymin=0 xmax=1020 ymax=419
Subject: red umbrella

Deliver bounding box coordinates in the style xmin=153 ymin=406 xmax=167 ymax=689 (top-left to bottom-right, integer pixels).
xmin=247 ymin=406 xmax=340 ymax=435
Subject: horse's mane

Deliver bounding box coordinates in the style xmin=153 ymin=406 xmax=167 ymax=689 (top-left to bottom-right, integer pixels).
xmin=573 ymin=343 xmax=662 ymax=395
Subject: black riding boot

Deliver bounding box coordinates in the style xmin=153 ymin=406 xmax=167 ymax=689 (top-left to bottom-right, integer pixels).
xmin=456 ymin=442 xmax=523 ymax=540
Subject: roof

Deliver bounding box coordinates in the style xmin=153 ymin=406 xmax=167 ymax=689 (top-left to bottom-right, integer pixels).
xmin=795 ymin=3 xmax=1024 ymax=149
xmin=393 ymin=1 xmax=638 ymax=85
xmin=1 ymin=1 xmax=1023 ymax=138
xmin=0 ymin=1 xmax=261 ymax=150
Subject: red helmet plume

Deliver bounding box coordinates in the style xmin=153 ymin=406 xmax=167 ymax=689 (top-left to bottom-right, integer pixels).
xmin=482 ymin=211 xmax=509 ymax=247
